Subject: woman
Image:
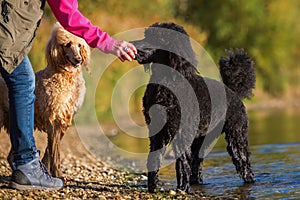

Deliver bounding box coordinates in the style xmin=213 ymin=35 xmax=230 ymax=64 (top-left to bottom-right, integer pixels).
xmin=0 ymin=0 xmax=136 ymax=190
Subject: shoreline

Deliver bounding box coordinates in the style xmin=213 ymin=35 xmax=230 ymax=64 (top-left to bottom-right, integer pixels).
xmin=0 ymin=128 xmax=210 ymax=199
xmin=246 ymin=99 xmax=300 ymax=111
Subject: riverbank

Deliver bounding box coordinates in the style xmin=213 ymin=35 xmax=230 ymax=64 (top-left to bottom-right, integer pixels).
xmin=245 ymin=88 xmax=300 ymax=110
xmin=0 ymin=127 xmax=228 ymax=200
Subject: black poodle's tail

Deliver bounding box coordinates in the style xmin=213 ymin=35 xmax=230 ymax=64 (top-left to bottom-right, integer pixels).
xmin=219 ymin=48 xmax=256 ymax=99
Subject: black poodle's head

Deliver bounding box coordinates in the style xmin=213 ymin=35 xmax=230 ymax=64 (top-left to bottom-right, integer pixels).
xmin=132 ymin=22 xmax=198 ymax=75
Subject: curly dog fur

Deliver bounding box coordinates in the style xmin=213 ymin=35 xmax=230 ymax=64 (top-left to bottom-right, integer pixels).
xmin=0 ymin=78 xmax=8 ymax=132
xmin=133 ymin=22 xmax=255 ymax=193
xmin=0 ymin=23 xmax=90 ymax=177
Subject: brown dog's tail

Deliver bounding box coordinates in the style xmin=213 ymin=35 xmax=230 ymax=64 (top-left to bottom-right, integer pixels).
xmin=219 ymin=48 xmax=256 ymax=99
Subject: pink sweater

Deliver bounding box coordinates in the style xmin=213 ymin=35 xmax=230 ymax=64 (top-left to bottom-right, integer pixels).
xmin=47 ymin=0 xmax=115 ymax=53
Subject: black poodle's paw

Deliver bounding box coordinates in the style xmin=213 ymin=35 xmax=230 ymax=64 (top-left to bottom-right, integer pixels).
xmin=241 ymin=169 xmax=255 ymax=184
xmin=177 ymin=184 xmax=192 ymax=194
xmin=148 ymin=181 xmax=166 ymax=193
xmin=147 ymin=171 xmax=161 ymax=193
xmin=243 ymin=174 xmax=255 ymax=184
xmin=148 ymin=186 xmax=156 ymax=193
xmin=189 ymin=176 xmax=203 ymax=185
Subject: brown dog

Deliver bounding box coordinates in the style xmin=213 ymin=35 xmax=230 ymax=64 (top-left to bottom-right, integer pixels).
xmin=0 ymin=23 xmax=90 ymax=177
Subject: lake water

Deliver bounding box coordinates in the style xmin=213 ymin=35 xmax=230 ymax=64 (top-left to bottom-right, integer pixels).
xmin=158 ymin=108 xmax=300 ymax=199
xmin=78 ymin=108 xmax=300 ymax=199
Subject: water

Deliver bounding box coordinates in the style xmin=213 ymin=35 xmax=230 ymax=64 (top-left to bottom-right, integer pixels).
xmin=158 ymin=108 xmax=300 ymax=199
xmin=157 ymin=142 xmax=300 ymax=199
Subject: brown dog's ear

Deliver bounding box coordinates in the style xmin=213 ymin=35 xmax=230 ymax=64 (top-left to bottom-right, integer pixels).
xmin=45 ymin=25 xmax=66 ymax=70
xmin=45 ymin=36 xmax=55 ymax=67
xmin=80 ymin=42 xmax=91 ymax=74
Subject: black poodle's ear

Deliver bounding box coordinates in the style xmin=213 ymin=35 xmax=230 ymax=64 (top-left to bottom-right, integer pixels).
xmin=167 ymin=48 xmax=198 ymax=79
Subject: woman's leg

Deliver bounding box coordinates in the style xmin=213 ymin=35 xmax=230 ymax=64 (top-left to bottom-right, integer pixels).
xmin=0 ymin=56 xmax=64 ymax=190
xmin=0 ymin=56 xmax=36 ymax=166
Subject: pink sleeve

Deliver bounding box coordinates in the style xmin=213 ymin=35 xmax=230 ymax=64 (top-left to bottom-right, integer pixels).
xmin=47 ymin=0 xmax=115 ymax=53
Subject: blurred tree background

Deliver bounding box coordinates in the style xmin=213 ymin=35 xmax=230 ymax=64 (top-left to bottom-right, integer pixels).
xmin=173 ymin=0 xmax=300 ymax=95
xmin=29 ymin=0 xmax=300 ymax=121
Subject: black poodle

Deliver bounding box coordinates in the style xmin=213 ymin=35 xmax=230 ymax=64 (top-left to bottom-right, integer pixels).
xmin=133 ymin=22 xmax=255 ymax=193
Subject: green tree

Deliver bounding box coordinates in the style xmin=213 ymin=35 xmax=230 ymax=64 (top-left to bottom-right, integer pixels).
xmin=174 ymin=0 xmax=300 ymax=95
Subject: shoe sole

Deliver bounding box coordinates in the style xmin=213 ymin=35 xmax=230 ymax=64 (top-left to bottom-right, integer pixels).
xmin=9 ymin=181 xmax=63 ymax=191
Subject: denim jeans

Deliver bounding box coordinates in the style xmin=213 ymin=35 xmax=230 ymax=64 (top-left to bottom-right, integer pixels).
xmin=0 ymin=56 xmax=37 ymax=166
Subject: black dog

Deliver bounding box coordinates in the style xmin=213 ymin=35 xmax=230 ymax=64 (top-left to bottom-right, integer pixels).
xmin=133 ymin=22 xmax=255 ymax=193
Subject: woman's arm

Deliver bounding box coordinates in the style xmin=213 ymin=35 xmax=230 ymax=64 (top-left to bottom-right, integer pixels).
xmin=47 ymin=0 xmax=115 ymax=53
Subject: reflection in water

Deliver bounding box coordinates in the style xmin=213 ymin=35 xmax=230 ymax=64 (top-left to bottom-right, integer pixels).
xmin=248 ymin=108 xmax=300 ymax=145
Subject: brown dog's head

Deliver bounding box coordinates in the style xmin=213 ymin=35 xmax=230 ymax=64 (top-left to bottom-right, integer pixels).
xmin=46 ymin=23 xmax=90 ymax=73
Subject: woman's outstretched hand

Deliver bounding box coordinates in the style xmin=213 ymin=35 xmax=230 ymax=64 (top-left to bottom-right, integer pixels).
xmin=110 ymin=40 xmax=137 ymax=62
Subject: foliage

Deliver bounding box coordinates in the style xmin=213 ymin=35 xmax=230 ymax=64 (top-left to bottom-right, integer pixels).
xmin=27 ymin=1 xmax=300 ymax=122
xmin=174 ymin=0 xmax=300 ymax=95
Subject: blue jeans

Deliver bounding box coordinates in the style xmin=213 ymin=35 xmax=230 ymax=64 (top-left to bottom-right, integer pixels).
xmin=0 ymin=56 xmax=37 ymax=166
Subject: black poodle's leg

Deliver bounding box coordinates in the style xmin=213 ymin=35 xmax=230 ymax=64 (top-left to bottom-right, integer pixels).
xmin=190 ymin=136 xmax=205 ymax=185
xmin=147 ymin=137 xmax=166 ymax=193
xmin=172 ymin=136 xmax=192 ymax=193
xmin=174 ymin=150 xmax=192 ymax=193
xmin=224 ymin=114 xmax=255 ymax=183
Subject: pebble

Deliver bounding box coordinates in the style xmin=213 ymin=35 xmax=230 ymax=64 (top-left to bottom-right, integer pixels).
xmin=169 ymin=190 xmax=177 ymax=195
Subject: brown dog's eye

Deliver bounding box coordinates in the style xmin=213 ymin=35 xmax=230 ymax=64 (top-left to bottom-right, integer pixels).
xmin=65 ymin=42 xmax=71 ymax=48
xmin=78 ymin=44 xmax=82 ymax=48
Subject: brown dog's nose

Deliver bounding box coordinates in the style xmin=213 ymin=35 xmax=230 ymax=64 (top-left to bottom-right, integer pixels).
xmin=77 ymin=57 xmax=82 ymax=63
xmin=74 ymin=57 xmax=82 ymax=64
